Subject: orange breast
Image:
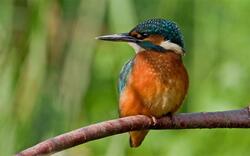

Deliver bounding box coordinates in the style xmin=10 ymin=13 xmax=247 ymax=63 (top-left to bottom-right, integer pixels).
xmin=119 ymin=51 xmax=188 ymax=117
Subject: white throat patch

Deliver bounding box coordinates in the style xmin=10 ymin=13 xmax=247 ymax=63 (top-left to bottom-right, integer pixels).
xmin=128 ymin=42 xmax=145 ymax=53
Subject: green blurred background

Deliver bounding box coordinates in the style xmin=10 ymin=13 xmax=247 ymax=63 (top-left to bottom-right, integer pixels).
xmin=1 ymin=0 xmax=250 ymax=155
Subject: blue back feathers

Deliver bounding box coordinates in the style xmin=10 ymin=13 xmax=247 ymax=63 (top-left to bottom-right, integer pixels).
xmin=130 ymin=18 xmax=184 ymax=48
xmin=118 ymin=59 xmax=134 ymax=94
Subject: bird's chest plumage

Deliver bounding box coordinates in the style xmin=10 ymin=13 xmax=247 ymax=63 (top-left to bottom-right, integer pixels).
xmin=120 ymin=51 xmax=188 ymax=117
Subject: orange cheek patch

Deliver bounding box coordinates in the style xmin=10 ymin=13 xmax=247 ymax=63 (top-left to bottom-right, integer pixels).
xmin=144 ymin=35 xmax=164 ymax=45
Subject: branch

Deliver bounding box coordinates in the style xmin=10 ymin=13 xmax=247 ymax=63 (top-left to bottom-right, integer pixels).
xmin=16 ymin=107 xmax=250 ymax=156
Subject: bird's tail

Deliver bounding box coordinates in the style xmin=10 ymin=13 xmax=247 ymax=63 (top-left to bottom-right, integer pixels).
xmin=129 ymin=130 xmax=149 ymax=147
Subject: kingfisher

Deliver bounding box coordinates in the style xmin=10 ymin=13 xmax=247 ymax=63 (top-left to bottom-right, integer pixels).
xmin=96 ymin=18 xmax=188 ymax=147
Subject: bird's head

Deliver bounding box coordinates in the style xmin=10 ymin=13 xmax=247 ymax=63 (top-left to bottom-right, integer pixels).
xmin=96 ymin=18 xmax=185 ymax=55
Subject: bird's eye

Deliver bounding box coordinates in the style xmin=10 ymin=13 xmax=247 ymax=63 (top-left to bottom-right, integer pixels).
xmin=141 ymin=33 xmax=149 ymax=38
xmin=130 ymin=32 xmax=149 ymax=39
xmin=135 ymin=33 xmax=149 ymax=39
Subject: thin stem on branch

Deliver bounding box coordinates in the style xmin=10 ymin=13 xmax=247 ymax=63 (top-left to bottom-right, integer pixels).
xmin=16 ymin=107 xmax=250 ymax=156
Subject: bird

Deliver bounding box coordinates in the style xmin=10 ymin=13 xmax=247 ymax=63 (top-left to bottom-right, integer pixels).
xmin=96 ymin=18 xmax=189 ymax=147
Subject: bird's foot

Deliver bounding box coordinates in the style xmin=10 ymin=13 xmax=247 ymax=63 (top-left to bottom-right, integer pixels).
xmin=150 ymin=116 xmax=157 ymax=126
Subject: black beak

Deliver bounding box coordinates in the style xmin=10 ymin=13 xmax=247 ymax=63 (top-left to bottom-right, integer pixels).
xmin=96 ymin=33 xmax=139 ymax=43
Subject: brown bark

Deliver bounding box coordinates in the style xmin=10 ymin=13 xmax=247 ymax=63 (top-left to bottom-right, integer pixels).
xmin=16 ymin=107 xmax=250 ymax=156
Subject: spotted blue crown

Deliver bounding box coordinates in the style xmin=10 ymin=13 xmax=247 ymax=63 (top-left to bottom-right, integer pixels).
xmin=130 ymin=19 xmax=184 ymax=48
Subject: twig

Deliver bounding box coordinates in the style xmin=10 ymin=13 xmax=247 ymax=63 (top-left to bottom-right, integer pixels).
xmin=16 ymin=107 xmax=250 ymax=156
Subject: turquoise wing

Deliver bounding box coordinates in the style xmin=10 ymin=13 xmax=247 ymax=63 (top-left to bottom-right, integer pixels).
xmin=118 ymin=59 xmax=134 ymax=94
